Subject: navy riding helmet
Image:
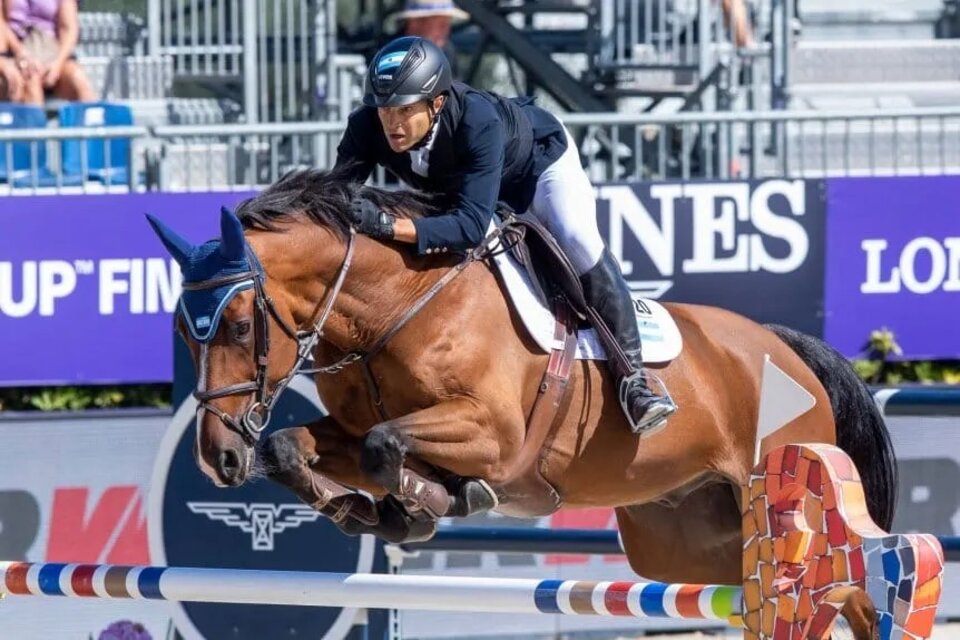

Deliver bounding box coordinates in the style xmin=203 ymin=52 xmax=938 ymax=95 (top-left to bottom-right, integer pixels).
xmin=364 ymin=36 xmax=453 ymax=108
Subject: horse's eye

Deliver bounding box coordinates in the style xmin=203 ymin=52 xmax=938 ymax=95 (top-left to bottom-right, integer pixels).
xmin=234 ymin=320 xmax=251 ymax=339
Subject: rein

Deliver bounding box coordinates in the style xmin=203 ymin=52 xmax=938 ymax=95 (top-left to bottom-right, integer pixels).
xmin=305 ymin=227 xmax=504 ymax=420
xmin=195 ymin=224 xmax=502 ymax=442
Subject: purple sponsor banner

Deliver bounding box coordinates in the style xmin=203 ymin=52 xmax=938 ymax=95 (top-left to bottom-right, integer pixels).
xmin=825 ymin=176 xmax=960 ymax=360
xmin=0 ymin=192 xmax=255 ymax=386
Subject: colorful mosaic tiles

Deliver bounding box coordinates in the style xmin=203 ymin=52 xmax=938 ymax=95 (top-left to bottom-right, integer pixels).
xmin=741 ymin=443 xmax=944 ymax=640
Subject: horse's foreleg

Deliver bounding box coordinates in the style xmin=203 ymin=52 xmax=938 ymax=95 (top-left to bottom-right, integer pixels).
xmin=262 ymin=421 xmax=381 ymax=525
xmin=360 ymin=399 xmax=502 ymax=520
xmin=262 ymin=419 xmax=438 ymax=543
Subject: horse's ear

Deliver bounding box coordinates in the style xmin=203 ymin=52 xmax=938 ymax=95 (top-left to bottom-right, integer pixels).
xmin=219 ymin=206 xmax=246 ymax=261
xmin=145 ymin=213 xmax=193 ymax=267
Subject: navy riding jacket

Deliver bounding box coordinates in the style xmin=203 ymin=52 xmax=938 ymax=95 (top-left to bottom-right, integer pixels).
xmin=334 ymin=82 xmax=568 ymax=255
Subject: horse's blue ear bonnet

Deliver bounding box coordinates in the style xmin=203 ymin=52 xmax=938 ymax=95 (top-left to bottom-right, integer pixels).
xmin=146 ymin=207 xmax=264 ymax=343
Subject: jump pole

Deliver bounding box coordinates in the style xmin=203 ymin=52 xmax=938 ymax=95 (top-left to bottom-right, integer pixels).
xmin=0 ymin=563 xmax=740 ymax=621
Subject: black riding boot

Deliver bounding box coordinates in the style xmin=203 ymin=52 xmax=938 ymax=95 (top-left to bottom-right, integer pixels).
xmin=579 ymin=250 xmax=677 ymax=435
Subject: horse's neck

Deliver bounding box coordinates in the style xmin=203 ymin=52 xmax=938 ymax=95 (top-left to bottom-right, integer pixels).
xmin=334 ymin=237 xmax=454 ymax=346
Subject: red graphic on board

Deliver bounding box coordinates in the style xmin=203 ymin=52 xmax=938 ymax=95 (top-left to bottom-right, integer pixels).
xmin=46 ymin=486 xmax=149 ymax=563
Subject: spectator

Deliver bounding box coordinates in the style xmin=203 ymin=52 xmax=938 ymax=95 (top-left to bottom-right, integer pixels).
xmin=723 ymin=0 xmax=755 ymax=48
xmin=3 ymin=0 xmax=95 ymax=105
xmin=0 ymin=10 xmax=23 ymax=101
xmin=394 ymin=0 xmax=468 ymax=75
xmin=673 ymin=0 xmax=755 ymax=51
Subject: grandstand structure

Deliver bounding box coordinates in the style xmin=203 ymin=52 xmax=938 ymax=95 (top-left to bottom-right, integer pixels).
xmin=2 ymin=0 xmax=960 ymax=192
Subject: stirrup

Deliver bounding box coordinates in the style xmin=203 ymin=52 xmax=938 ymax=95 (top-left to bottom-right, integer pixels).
xmin=618 ymin=371 xmax=677 ymax=437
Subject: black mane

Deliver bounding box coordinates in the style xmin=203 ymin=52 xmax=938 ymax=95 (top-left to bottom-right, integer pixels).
xmin=235 ymin=164 xmax=439 ymax=239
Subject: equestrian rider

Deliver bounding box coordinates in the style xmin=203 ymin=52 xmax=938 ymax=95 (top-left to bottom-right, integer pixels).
xmin=334 ymin=36 xmax=676 ymax=435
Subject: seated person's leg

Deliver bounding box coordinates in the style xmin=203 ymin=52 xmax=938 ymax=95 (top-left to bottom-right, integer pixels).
xmin=0 ymin=57 xmax=24 ymax=102
xmin=54 ymin=58 xmax=94 ymax=101
xmin=20 ymin=68 xmax=44 ymax=105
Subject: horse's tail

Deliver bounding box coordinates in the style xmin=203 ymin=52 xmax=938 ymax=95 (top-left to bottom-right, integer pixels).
xmin=765 ymin=323 xmax=898 ymax=531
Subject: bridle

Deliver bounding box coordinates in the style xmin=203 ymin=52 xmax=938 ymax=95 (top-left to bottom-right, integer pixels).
xmin=188 ymin=230 xmax=356 ymax=445
xmin=189 ymin=221 xmax=506 ymax=446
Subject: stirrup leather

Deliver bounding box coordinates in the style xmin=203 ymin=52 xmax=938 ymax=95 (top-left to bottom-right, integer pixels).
xmin=618 ymin=371 xmax=677 ymax=436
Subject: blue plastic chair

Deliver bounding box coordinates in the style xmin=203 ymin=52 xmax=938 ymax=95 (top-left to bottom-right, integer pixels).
xmin=59 ymin=102 xmax=134 ymax=185
xmin=0 ymin=104 xmax=51 ymax=185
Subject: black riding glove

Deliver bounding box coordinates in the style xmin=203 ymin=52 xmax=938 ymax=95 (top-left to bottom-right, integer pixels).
xmin=350 ymin=198 xmax=395 ymax=241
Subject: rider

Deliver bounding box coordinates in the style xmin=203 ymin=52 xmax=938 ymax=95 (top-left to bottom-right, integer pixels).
xmin=334 ymin=36 xmax=676 ymax=435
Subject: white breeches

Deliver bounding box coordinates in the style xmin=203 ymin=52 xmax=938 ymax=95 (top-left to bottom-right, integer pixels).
xmin=526 ymin=126 xmax=605 ymax=275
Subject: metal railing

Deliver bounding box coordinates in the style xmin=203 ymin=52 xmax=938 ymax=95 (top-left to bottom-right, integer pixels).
xmin=4 ymin=107 xmax=960 ymax=193
xmin=561 ymin=106 xmax=960 ymax=181
xmin=138 ymin=0 xmax=791 ymax=124
xmin=149 ymin=121 xmax=346 ymax=191
xmin=590 ymin=0 xmax=786 ymax=111
xmin=0 ymin=127 xmax=149 ymax=195
xmin=594 ymin=0 xmax=721 ymax=72
xmin=147 ymin=0 xmax=324 ymax=123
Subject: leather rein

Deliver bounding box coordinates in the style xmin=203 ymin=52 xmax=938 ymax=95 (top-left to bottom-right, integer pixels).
xmin=192 ymin=226 xmax=503 ymax=445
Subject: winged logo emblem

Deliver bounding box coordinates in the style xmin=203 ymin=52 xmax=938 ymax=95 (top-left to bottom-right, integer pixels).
xmin=188 ymin=502 xmax=320 ymax=551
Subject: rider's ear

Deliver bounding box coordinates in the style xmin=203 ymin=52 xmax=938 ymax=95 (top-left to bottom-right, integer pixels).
xmin=433 ymin=95 xmax=446 ymax=112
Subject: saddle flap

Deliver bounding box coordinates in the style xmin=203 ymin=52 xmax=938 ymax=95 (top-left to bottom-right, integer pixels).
xmin=489 ymin=240 xmax=683 ymax=364
xmin=501 ymin=211 xmax=590 ymax=317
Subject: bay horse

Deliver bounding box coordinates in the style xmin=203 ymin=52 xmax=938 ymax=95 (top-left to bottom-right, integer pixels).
xmin=147 ymin=167 xmax=897 ymax=637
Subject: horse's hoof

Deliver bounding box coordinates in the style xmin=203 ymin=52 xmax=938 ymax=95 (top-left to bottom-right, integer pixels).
xmin=446 ymin=478 xmax=499 ymax=517
xmin=402 ymin=518 xmax=438 ymax=543
xmin=376 ymin=495 xmax=438 ymax=544
xmin=334 ymin=518 xmax=370 ymax=537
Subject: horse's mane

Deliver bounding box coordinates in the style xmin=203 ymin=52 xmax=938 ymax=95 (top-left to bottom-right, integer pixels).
xmin=236 ymin=164 xmax=440 ymax=239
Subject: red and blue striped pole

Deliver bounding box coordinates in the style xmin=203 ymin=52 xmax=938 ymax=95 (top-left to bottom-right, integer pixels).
xmin=0 ymin=561 xmax=741 ymax=621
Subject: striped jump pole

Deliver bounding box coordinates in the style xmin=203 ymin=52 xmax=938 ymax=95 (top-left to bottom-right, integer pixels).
xmin=0 ymin=562 xmax=741 ymax=621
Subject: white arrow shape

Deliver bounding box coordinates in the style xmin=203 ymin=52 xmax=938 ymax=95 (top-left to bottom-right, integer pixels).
xmin=754 ymin=354 xmax=817 ymax=466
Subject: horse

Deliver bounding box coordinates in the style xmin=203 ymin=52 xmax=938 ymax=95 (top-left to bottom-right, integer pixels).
xmin=147 ymin=166 xmax=897 ymax=638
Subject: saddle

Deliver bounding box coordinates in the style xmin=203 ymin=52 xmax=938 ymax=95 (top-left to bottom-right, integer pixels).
xmin=497 ymin=208 xmax=590 ymax=319
xmin=495 ymin=208 xmax=634 ymax=378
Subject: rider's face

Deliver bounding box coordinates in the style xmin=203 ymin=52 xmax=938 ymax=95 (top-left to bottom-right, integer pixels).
xmin=378 ymin=97 xmax=443 ymax=153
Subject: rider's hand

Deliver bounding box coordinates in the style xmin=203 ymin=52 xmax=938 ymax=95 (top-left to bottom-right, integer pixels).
xmin=350 ymin=197 xmax=395 ymax=241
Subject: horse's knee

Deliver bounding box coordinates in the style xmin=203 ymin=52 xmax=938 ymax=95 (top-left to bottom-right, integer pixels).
xmin=261 ymin=429 xmax=308 ymax=480
xmin=360 ymin=424 xmax=409 ymax=489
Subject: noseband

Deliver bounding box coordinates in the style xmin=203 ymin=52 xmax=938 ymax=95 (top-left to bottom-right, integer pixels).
xmin=188 ymin=230 xmax=356 ymax=445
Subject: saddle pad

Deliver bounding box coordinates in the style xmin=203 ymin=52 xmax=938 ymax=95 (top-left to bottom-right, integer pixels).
xmin=489 ymin=236 xmax=682 ymax=363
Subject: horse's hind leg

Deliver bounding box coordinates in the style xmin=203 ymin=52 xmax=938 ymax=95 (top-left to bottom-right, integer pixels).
xmin=839 ymin=592 xmax=877 ymax=640
xmin=615 ymin=481 xmax=743 ymax=585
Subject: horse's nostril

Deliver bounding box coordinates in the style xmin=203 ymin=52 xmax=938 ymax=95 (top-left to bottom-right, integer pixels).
xmin=220 ymin=449 xmax=241 ymax=477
